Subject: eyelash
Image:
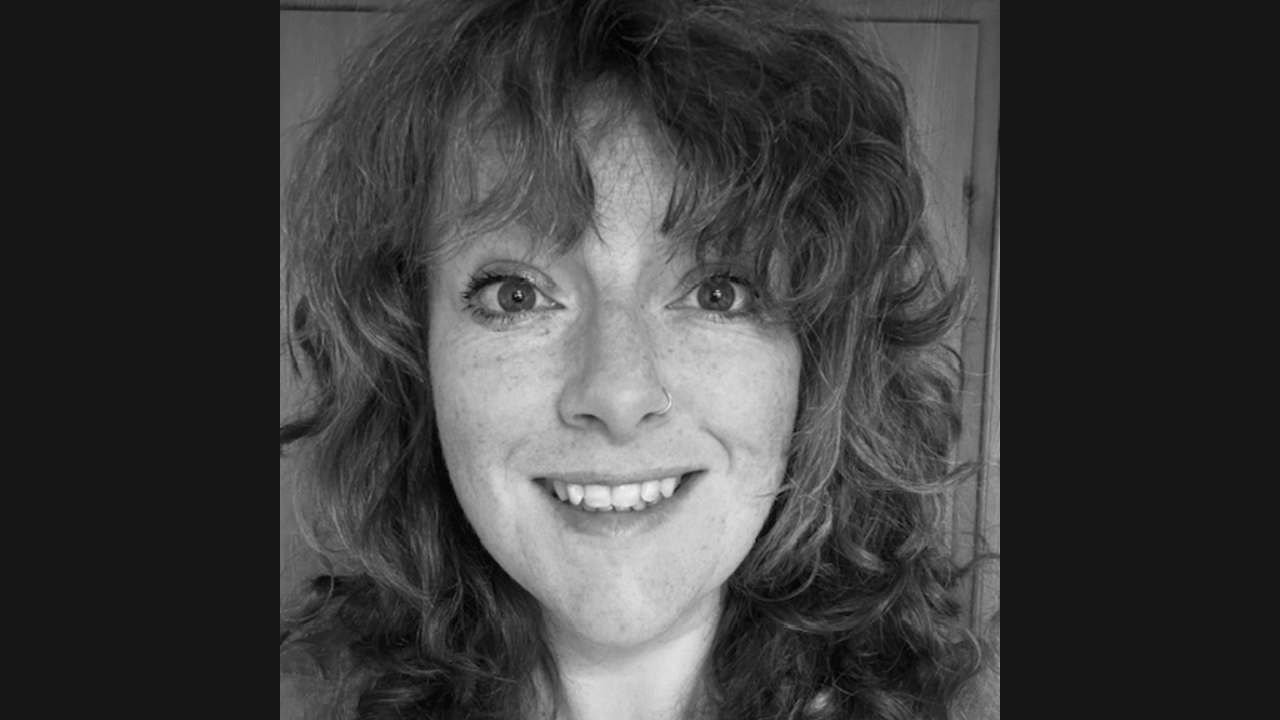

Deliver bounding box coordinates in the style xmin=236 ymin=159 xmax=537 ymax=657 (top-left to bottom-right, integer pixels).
xmin=680 ymin=271 xmax=761 ymax=324
xmin=461 ymin=270 xmax=558 ymax=327
xmin=459 ymin=269 xmax=763 ymax=328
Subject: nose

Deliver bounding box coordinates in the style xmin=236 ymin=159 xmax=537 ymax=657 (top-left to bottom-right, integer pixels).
xmin=559 ymin=299 xmax=670 ymax=441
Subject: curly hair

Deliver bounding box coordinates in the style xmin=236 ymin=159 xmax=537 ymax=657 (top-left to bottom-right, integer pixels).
xmin=281 ymin=0 xmax=992 ymax=718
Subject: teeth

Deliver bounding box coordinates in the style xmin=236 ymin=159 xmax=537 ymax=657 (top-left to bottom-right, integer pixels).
xmin=550 ymin=475 xmax=686 ymax=512
xmin=610 ymin=483 xmax=641 ymax=508
xmin=640 ymin=480 xmax=660 ymax=503
xmin=584 ymin=484 xmax=613 ymax=508
xmin=660 ymin=476 xmax=677 ymax=498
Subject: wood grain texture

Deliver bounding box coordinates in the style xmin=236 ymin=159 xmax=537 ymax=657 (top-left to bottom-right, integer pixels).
xmin=972 ymin=168 xmax=999 ymax=632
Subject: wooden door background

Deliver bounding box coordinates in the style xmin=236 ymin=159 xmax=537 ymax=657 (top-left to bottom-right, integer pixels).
xmin=280 ymin=0 xmax=1000 ymax=638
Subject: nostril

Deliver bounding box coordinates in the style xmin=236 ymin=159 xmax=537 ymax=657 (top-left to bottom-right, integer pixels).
xmin=558 ymin=382 xmax=668 ymax=439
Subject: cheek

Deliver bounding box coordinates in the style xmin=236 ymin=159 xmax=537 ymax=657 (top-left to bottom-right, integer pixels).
xmin=673 ymin=331 xmax=801 ymax=466
xmin=428 ymin=324 xmax=565 ymax=534
xmin=431 ymin=324 xmax=552 ymax=446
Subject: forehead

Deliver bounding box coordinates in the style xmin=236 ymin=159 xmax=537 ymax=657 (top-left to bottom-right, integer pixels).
xmin=579 ymin=108 xmax=674 ymax=236
xmin=434 ymin=93 xmax=679 ymax=262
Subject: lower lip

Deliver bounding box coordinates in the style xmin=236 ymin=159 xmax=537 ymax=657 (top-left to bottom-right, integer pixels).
xmin=542 ymin=472 xmax=700 ymax=538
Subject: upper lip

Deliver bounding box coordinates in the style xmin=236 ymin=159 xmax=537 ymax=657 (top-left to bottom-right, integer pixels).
xmin=535 ymin=468 xmax=700 ymax=486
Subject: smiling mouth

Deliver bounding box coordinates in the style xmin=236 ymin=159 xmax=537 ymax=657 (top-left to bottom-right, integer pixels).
xmin=537 ymin=472 xmax=697 ymax=512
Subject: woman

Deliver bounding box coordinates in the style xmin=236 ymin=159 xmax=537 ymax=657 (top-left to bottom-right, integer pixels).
xmin=280 ymin=0 xmax=997 ymax=718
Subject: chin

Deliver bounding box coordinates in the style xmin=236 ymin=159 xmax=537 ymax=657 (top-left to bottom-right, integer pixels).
xmin=526 ymin=563 xmax=728 ymax=654
xmin=542 ymin=591 xmax=716 ymax=652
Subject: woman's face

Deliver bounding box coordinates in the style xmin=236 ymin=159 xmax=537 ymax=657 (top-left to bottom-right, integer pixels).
xmin=429 ymin=112 xmax=801 ymax=652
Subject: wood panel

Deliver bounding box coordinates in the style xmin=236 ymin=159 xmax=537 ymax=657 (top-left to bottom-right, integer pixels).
xmin=866 ymin=22 xmax=978 ymax=284
xmin=973 ymin=170 xmax=999 ymax=633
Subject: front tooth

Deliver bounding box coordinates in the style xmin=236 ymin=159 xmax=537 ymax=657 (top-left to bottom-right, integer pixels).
xmin=567 ymin=484 xmax=585 ymax=506
xmin=659 ymin=476 xmax=678 ymax=498
xmin=610 ymin=483 xmax=641 ymax=508
xmin=584 ymin=485 xmax=613 ymax=508
xmin=640 ymin=480 xmax=661 ymax=503
xmin=631 ymin=498 xmax=648 ymax=511
xmin=552 ymin=479 xmax=568 ymax=502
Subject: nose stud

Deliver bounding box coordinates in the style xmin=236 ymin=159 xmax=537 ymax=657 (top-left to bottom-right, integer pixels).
xmin=654 ymin=388 xmax=673 ymax=416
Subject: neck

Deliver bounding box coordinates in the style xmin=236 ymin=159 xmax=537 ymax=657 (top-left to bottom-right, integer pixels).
xmin=538 ymin=594 xmax=720 ymax=720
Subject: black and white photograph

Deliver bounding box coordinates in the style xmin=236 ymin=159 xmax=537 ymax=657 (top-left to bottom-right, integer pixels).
xmin=280 ymin=1 xmax=1000 ymax=717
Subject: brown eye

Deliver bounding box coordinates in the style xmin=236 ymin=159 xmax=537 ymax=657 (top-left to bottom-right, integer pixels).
xmin=497 ymin=278 xmax=537 ymax=312
xmin=697 ymin=277 xmax=738 ymax=312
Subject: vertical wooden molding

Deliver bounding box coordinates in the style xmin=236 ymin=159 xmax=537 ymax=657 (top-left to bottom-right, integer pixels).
xmin=970 ymin=158 xmax=1000 ymax=635
xmin=933 ymin=1 xmax=996 ymax=631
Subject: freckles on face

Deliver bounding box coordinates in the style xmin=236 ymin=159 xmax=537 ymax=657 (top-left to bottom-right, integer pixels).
xmin=430 ymin=312 xmax=559 ymax=527
xmin=427 ymin=111 xmax=801 ymax=651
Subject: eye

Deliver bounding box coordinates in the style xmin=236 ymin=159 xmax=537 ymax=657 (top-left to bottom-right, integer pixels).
xmin=463 ymin=271 xmax=560 ymax=322
xmin=689 ymin=274 xmax=756 ymax=315
xmin=493 ymin=277 xmax=537 ymax=312
xmin=697 ymin=276 xmax=740 ymax=312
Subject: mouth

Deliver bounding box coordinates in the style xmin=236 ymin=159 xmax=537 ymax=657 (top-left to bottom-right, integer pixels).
xmin=536 ymin=472 xmax=699 ymax=513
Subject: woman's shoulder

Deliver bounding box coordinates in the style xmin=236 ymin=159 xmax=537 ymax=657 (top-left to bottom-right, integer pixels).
xmin=280 ymin=606 xmax=370 ymax=720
